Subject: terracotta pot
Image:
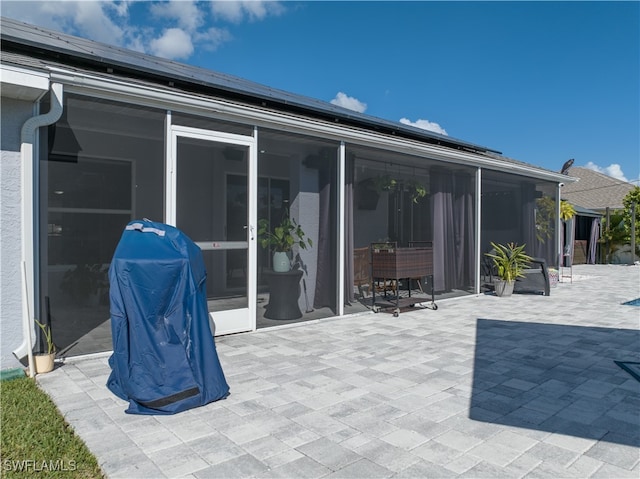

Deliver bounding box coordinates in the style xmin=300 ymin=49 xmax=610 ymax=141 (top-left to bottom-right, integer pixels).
xmin=34 ymin=353 xmax=55 ymax=374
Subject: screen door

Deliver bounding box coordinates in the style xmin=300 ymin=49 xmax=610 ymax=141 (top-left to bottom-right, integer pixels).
xmin=169 ymin=126 xmax=256 ymax=335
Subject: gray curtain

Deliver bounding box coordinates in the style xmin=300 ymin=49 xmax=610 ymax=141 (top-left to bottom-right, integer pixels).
xmin=431 ymin=169 xmax=455 ymax=292
xmin=587 ymin=217 xmax=601 ymax=264
xmin=563 ymin=217 xmax=576 ymax=266
xmin=313 ymin=155 xmax=337 ymax=310
xmin=432 ymin=169 xmax=476 ymax=292
xmin=520 ymin=183 xmax=538 ymax=257
xmin=454 ymin=176 xmax=475 ymax=287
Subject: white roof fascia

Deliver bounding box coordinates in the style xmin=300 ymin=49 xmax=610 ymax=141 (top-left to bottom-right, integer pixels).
xmin=0 ymin=64 xmax=49 ymax=101
xmin=48 ymin=66 xmax=573 ymax=184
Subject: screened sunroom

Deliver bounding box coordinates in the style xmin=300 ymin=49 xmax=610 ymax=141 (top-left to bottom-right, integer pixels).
xmin=1 ymin=17 xmax=570 ymax=362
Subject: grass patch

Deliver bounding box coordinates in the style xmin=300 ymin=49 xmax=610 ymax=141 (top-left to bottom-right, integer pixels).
xmin=1 ymin=376 xmax=104 ymax=478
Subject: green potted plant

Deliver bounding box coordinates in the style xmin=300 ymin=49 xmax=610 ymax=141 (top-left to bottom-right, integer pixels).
xmin=406 ymin=180 xmax=427 ymax=203
xmin=357 ymin=175 xmax=397 ymax=210
xmin=34 ymin=320 xmax=55 ymax=373
xmin=258 ymin=213 xmax=312 ymax=272
xmin=485 ymin=242 xmax=532 ymax=297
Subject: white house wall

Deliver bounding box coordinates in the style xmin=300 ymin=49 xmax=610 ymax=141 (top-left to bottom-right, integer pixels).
xmin=0 ymin=97 xmax=35 ymax=369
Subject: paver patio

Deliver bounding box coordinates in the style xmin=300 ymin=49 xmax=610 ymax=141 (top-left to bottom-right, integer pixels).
xmin=37 ymin=264 xmax=640 ymax=478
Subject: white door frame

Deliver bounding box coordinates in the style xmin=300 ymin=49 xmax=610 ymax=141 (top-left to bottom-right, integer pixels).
xmin=167 ymin=124 xmax=257 ymax=336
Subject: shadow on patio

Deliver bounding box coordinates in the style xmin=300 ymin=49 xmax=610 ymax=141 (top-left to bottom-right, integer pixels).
xmin=469 ymin=318 xmax=640 ymax=447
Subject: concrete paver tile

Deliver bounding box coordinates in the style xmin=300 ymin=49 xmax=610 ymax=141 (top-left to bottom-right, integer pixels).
xmin=584 ymin=434 xmax=640 ymax=470
xmin=590 ymin=462 xmax=640 ymax=478
xmin=526 ymin=441 xmax=581 ymax=468
xmin=186 ymin=433 xmax=247 ymax=465
xmin=466 ymin=441 xmax=525 ymax=468
xmin=442 ymin=454 xmax=483 ymax=475
xmin=326 ymin=458 xmax=393 ymax=478
xmin=411 ymin=440 xmax=465 ymax=466
xmin=266 ymin=456 xmax=331 ymax=478
xmin=460 ymin=460 xmax=522 ymax=478
xmin=542 ymin=432 xmax=599 ymax=453
xmin=392 ymin=460 xmax=457 ymax=478
xmin=380 ymin=428 xmax=429 ymax=450
xmin=523 ymin=461 xmax=585 ymax=478
xmin=192 ymin=454 xmax=269 ymax=479
xmin=353 ymin=437 xmax=421 ymax=472
xmin=565 ymin=455 xmax=605 ymax=477
xmin=432 ymin=429 xmax=486 ymax=452
xmin=147 ymin=444 xmax=210 ymax=477
xmin=241 ymin=435 xmax=291 ymax=460
xmin=261 ymin=448 xmax=305 ymax=469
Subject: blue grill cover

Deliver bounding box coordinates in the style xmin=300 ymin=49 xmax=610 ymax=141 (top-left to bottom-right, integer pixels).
xmin=107 ymin=220 xmax=230 ymax=414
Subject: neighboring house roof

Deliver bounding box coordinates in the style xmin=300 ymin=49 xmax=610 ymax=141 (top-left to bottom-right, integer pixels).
xmin=561 ymin=166 xmax=635 ymax=212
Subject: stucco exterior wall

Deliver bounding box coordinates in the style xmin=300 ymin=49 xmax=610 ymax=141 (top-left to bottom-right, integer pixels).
xmin=1 ymin=96 xmax=33 ymax=369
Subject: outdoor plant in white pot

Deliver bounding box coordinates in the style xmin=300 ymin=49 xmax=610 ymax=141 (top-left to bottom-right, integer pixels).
xmin=34 ymin=320 xmax=56 ymax=373
xmin=485 ymin=242 xmax=532 ymax=297
xmin=258 ymin=213 xmax=312 ymax=272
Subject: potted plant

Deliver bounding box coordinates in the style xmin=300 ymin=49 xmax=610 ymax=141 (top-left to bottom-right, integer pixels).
xmin=485 ymin=242 xmax=532 ymax=297
xmin=258 ymin=213 xmax=312 ymax=272
xmin=34 ymin=320 xmax=55 ymax=373
xmin=357 ymin=175 xmax=397 ymax=210
xmin=406 ymin=180 xmax=427 ymax=203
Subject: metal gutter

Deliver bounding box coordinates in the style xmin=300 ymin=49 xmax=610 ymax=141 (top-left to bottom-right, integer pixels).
xmin=46 ymin=67 xmax=575 ymax=184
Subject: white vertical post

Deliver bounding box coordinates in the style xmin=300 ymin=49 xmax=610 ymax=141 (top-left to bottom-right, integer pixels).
xmin=165 ymin=110 xmax=174 ymax=225
xmin=475 ymin=167 xmax=482 ymax=294
xmin=337 ymin=142 xmax=346 ymax=316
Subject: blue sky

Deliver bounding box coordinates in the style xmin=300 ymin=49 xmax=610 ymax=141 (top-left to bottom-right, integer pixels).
xmin=3 ymin=1 xmax=639 ymax=183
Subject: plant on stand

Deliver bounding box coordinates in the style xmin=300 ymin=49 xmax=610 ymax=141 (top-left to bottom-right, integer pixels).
xmin=258 ymin=213 xmax=312 ymax=272
xmin=34 ymin=320 xmax=56 ymax=374
xmin=485 ymin=242 xmax=532 ymax=297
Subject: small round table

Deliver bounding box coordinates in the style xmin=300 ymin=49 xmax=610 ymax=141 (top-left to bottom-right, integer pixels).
xmin=264 ymin=269 xmax=303 ymax=320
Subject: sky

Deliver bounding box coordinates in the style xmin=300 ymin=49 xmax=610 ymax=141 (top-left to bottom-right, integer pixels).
xmin=2 ymin=1 xmax=639 ymax=184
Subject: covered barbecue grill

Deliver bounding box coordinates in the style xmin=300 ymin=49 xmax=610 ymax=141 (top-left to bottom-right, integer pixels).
xmin=107 ymin=220 xmax=230 ymax=415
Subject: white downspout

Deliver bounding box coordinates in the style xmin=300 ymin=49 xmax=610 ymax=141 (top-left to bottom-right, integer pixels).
xmin=13 ymin=82 xmax=64 ymax=377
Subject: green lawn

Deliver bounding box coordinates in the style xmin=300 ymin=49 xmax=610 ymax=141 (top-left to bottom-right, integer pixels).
xmin=0 ymin=376 xmax=104 ymax=478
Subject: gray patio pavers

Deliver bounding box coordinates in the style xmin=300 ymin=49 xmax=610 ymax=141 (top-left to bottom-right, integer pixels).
xmin=36 ymin=264 xmax=640 ymax=478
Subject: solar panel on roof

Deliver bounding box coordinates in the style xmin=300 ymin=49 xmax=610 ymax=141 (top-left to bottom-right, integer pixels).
xmin=1 ymin=16 xmax=500 ymax=154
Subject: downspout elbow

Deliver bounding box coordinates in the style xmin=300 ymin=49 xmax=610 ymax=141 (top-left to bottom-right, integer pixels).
xmin=13 ymin=82 xmax=64 ymax=377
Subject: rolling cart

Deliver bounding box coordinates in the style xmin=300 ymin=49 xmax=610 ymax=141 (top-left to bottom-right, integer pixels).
xmin=370 ymin=242 xmax=437 ymax=316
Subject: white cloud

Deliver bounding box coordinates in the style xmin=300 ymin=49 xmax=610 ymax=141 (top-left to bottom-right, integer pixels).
xmin=150 ymin=0 xmax=202 ymax=32
xmin=330 ymin=92 xmax=367 ymax=113
xmin=150 ymin=28 xmax=194 ymax=60
xmin=70 ymin=1 xmax=127 ymax=45
xmin=3 ymin=1 xmax=126 ymax=46
xmin=194 ymin=27 xmax=233 ymax=51
xmin=584 ymin=162 xmax=628 ymax=182
xmin=1 ymin=0 xmax=281 ymax=60
xmin=210 ymin=1 xmax=285 ymax=23
xmin=399 ymin=118 xmax=448 ymax=136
